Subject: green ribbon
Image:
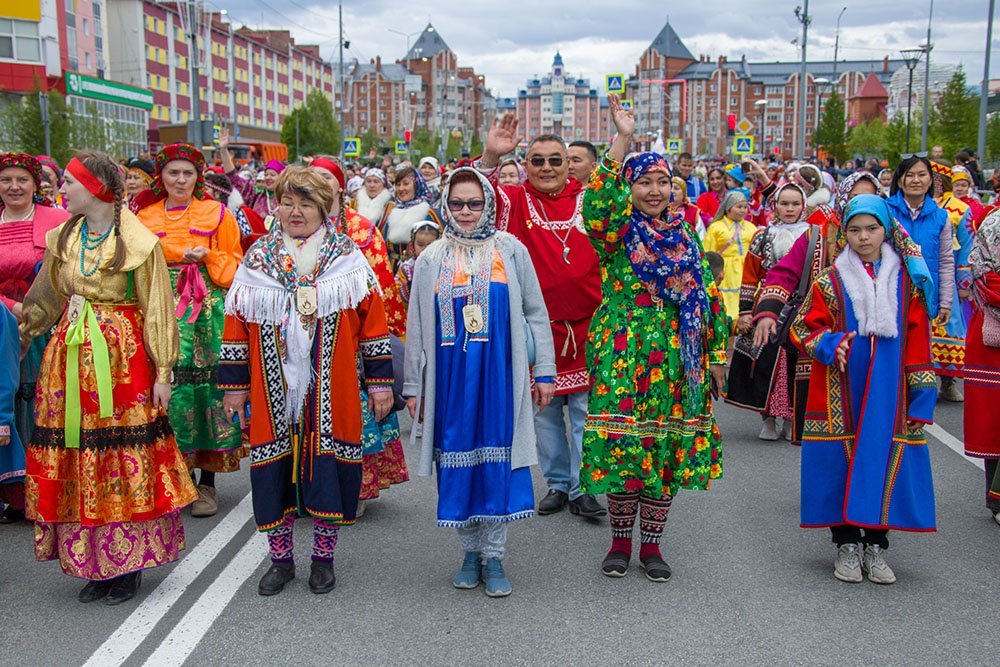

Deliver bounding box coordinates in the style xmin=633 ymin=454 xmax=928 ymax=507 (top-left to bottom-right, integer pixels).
xmin=64 ymin=299 xmax=113 ymax=449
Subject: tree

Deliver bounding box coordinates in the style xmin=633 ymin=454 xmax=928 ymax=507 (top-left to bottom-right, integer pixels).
xmin=814 ymin=91 xmax=847 ymax=163
xmin=408 ymin=127 xmax=437 ymax=160
xmin=358 ymin=126 xmax=383 ymax=162
xmin=16 ymin=86 xmax=74 ymax=164
xmin=986 ymin=113 xmax=1000 ymax=164
xmin=280 ymin=89 xmax=340 ymax=162
xmin=469 ymin=132 xmax=484 ymax=158
xmin=929 ymin=69 xmax=979 ymax=160
xmin=847 ymin=117 xmax=887 ymax=159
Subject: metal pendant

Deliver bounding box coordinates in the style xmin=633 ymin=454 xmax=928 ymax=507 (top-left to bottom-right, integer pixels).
xmin=296 ymin=286 xmax=317 ymax=316
xmin=462 ymin=303 xmax=484 ymax=333
xmin=562 ymin=245 xmax=571 ymax=264
xmin=67 ymin=294 xmax=86 ymax=323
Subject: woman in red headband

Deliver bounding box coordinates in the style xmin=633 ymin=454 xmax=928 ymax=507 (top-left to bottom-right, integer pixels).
xmin=18 ymin=151 xmax=197 ymax=604
xmin=310 ymin=156 xmax=409 ymax=510
xmin=0 ymin=152 xmax=70 ymax=524
xmin=135 ymin=143 xmax=245 ymax=519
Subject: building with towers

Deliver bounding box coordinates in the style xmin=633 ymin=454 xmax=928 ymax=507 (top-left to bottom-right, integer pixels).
xmin=515 ymin=52 xmax=608 ymax=144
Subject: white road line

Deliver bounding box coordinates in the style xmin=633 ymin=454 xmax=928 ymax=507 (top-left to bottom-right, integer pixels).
xmin=82 ymin=492 xmax=255 ymax=667
xmin=926 ymin=423 xmax=984 ymax=471
xmin=142 ymin=531 xmax=267 ymax=666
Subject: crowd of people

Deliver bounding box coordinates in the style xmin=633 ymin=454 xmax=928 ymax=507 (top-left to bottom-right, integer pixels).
xmin=1 ymin=95 xmax=998 ymax=604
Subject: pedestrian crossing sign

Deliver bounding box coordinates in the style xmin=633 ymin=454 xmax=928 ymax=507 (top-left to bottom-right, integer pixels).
xmin=620 ymin=99 xmax=634 ymax=111
xmin=606 ymin=74 xmax=625 ymax=94
xmin=344 ymin=138 xmax=361 ymax=157
xmin=667 ymin=139 xmax=682 ymax=154
xmin=734 ymin=135 xmax=754 ymax=155
xmin=395 ymin=140 xmax=409 ymax=155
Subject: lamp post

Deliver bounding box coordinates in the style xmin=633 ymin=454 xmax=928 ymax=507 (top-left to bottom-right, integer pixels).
xmin=921 ymin=0 xmax=934 ymax=151
xmin=794 ymin=2 xmax=811 ymax=158
xmin=754 ymin=99 xmax=767 ymax=157
xmin=832 ymin=7 xmax=847 ymax=82
xmin=900 ymin=48 xmax=924 ymax=153
xmin=978 ymin=0 xmax=996 ymax=161
xmin=386 ymin=27 xmax=421 ymax=60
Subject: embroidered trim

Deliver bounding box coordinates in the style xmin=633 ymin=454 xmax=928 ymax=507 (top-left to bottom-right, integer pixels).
xmin=360 ymin=337 xmax=392 ymax=359
xmin=524 ymin=190 xmax=585 ymax=230
xmin=220 ymin=343 xmax=249 ymax=363
xmin=437 ymin=510 xmax=534 ymax=528
xmin=555 ymin=369 xmax=590 ymax=393
xmin=434 ymin=446 xmax=511 ymax=468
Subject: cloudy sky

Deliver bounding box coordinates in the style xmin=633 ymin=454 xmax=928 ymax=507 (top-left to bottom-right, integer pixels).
xmin=212 ymin=0 xmax=997 ymax=97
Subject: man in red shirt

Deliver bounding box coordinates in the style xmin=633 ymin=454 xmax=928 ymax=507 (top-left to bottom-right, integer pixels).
xmin=477 ymin=114 xmax=605 ymax=519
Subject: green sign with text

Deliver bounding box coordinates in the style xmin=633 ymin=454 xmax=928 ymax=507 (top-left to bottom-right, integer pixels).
xmin=65 ymin=72 xmax=154 ymax=110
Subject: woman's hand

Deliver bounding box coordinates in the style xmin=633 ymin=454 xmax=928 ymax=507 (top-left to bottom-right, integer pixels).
xmin=218 ymin=126 xmax=230 ymax=151
xmin=183 ymin=246 xmax=210 ymax=263
xmin=608 ymin=94 xmax=635 ymax=137
xmin=958 ymin=288 xmax=971 ymax=301
xmin=219 ymin=127 xmax=236 ymax=173
xmin=835 ymin=332 xmax=856 ymax=372
xmin=709 ymin=364 xmax=726 ymax=399
xmin=533 ymin=381 xmax=555 ymax=411
xmin=9 ymin=301 xmax=22 ymax=322
xmin=737 ymin=314 xmax=753 ymax=335
xmin=906 ymin=419 xmax=926 ymax=434
xmin=223 ymin=391 xmax=249 ymax=430
xmin=369 ymin=390 xmax=393 ymax=422
xmin=934 ymin=308 xmax=951 ymax=327
xmin=481 ymin=113 xmax=521 ymax=168
xmin=753 ymin=317 xmax=776 ymax=348
xmin=152 ymin=383 xmax=172 ymax=413
xmin=744 ymin=157 xmax=770 ymax=186
xmin=406 ymin=397 xmax=418 ymax=420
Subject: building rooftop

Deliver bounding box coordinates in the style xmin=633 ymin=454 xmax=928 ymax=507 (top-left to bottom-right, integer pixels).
xmin=854 ymin=71 xmax=889 ymax=99
xmin=404 ymin=23 xmax=451 ymax=61
xmin=670 ymin=58 xmax=903 ymax=86
xmin=649 ymin=21 xmax=695 ymax=61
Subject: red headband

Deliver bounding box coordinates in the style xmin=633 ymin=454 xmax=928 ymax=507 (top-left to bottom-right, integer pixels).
xmin=66 ymin=157 xmax=116 ymax=203
xmin=310 ymin=157 xmax=345 ymax=189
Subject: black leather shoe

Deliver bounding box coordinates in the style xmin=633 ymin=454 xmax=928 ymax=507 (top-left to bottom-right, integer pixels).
xmin=309 ymin=561 xmax=336 ymax=594
xmin=568 ymin=494 xmax=607 ymax=518
xmin=258 ymin=561 xmax=295 ymax=596
xmin=78 ymin=579 xmax=114 ymax=603
xmin=103 ymin=572 xmax=142 ymax=605
xmin=0 ymin=506 xmax=25 ymax=524
xmin=537 ymin=489 xmax=568 ymax=515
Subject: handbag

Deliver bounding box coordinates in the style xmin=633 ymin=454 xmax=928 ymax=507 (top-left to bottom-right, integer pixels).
xmin=773 ymin=226 xmax=819 ymax=348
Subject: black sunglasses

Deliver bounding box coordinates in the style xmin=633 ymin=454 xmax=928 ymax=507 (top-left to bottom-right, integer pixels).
xmin=446 ymin=199 xmax=486 ymax=212
xmin=900 ymin=151 xmax=929 ymax=160
xmin=528 ymin=156 xmax=565 ymax=168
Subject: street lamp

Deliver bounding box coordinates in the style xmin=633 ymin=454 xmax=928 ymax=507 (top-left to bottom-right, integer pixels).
xmin=754 ymin=99 xmax=767 ymax=157
xmin=899 ymin=48 xmax=924 ymax=152
xmin=386 ymin=27 xmax=421 ymax=60
xmin=832 ymin=7 xmax=847 ymax=82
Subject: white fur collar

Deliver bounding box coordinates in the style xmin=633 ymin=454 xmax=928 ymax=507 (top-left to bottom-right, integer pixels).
xmin=834 ymin=243 xmax=901 ymax=338
xmin=355 ymin=189 xmax=391 ymax=223
xmin=386 ymin=201 xmax=432 ymax=245
xmin=806 ymin=188 xmax=832 ymax=209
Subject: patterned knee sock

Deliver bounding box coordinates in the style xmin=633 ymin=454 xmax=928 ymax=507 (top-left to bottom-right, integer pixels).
xmin=607 ymin=492 xmax=639 ymax=555
xmin=457 ymin=525 xmax=480 ymax=553
xmin=478 ymin=523 xmax=509 ymax=562
xmin=312 ymin=518 xmax=340 ymax=563
xmin=266 ymin=514 xmax=295 ymax=563
xmin=639 ymin=493 xmax=673 ymax=560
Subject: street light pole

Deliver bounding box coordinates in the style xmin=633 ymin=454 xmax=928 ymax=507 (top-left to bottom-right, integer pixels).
xmin=186 ymin=0 xmax=202 ymax=148
xmin=978 ymin=0 xmax=995 ymax=161
xmin=338 ymin=0 xmax=344 ymax=163
xmin=832 ymin=7 xmax=846 ymax=83
xmin=794 ymin=2 xmax=811 ymax=158
xmin=921 ymin=0 xmax=934 ymax=151
xmin=900 ymin=49 xmax=923 ymax=153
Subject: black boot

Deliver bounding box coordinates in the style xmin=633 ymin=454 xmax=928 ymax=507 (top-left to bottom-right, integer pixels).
xmin=0 ymin=506 xmax=26 ymax=524
xmin=78 ymin=579 xmax=115 ymax=603
xmin=258 ymin=561 xmax=295 ymax=596
xmin=104 ymin=572 xmax=142 ymax=605
xmin=309 ymin=561 xmax=336 ymax=594
xmin=568 ymin=494 xmax=607 ymax=519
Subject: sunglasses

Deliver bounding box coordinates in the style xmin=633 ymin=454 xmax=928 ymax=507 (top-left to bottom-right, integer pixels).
xmin=446 ymin=199 xmax=486 ymax=212
xmin=527 ymin=156 xmax=565 ymax=168
xmin=900 ymin=151 xmax=929 ymax=159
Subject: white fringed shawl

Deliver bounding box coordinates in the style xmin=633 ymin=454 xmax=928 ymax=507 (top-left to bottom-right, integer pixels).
xmin=834 ymin=243 xmax=901 ymax=338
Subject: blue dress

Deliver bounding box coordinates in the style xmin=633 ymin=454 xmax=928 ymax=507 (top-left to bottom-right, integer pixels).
xmin=0 ymin=305 xmax=25 ymax=486
xmin=433 ymin=276 xmax=534 ymax=528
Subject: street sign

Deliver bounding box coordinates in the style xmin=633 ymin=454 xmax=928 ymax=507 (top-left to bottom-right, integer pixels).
xmin=736 ymin=117 xmax=754 ymax=135
xmin=606 ymin=74 xmax=625 ymax=94
xmin=344 ymin=138 xmax=361 ymax=157
xmin=666 ymin=139 xmax=682 ymax=154
xmin=212 ymin=124 xmax=221 ymax=145
xmin=394 ymin=140 xmax=409 ymax=155
xmin=620 ymin=99 xmax=634 ymax=111
xmin=733 ymin=135 xmax=754 ymax=155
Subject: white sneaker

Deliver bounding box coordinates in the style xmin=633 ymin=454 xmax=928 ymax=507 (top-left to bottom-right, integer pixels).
xmin=759 ymin=417 xmax=779 ymax=441
xmin=781 ymin=419 xmax=793 ymax=441
xmin=992 ymin=511 xmax=1000 ymax=527
xmin=862 ymin=544 xmax=897 ymax=584
xmin=833 ymin=543 xmax=863 ymax=583
xmin=356 ymin=499 xmax=367 ymax=518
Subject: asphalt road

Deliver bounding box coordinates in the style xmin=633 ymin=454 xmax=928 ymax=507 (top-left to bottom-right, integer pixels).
xmin=0 ymin=389 xmax=996 ymax=667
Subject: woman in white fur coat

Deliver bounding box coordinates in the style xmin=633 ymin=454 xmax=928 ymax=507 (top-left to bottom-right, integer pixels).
xmin=377 ymin=166 xmax=443 ymax=268
xmin=351 ymin=168 xmax=392 ymax=230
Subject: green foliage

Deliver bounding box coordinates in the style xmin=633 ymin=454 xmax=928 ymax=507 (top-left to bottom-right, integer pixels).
xmin=814 ymin=91 xmax=847 ymax=162
xmin=928 ymin=69 xmax=978 ymax=160
xmin=14 ymin=87 xmax=74 ymax=163
xmin=445 ymin=131 xmax=464 ymax=160
xmin=408 ymin=127 xmax=437 ymax=160
xmin=986 ymin=113 xmax=1000 ymax=164
xmin=469 ymin=132 xmax=484 ymax=158
xmin=280 ymin=89 xmax=341 ymax=162
xmin=358 ymin=126 xmax=383 ymax=162
xmin=847 ymin=117 xmax=886 ymax=158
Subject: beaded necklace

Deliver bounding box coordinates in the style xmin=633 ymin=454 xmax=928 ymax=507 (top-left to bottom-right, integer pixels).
xmin=79 ymin=217 xmax=113 ymax=277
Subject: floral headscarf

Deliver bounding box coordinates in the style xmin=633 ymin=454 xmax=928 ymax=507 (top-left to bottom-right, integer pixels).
xmin=393 ymin=167 xmax=432 ymax=209
xmin=620 ymin=152 xmax=710 ymax=391
xmin=0 ymin=152 xmax=53 ymax=208
xmin=150 ymin=143 xmax=206 ymax=202
xmin=834 ymin=171 xmax=882 ymax=216
xmin=842 ymin=194 xmax=936 ymax=316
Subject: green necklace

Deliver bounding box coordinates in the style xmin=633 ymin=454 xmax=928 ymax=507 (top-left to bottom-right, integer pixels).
xmin=79 ymin=218 xmax=113 ymax=277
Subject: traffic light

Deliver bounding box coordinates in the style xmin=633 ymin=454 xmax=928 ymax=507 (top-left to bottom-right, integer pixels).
xmin=727 ymin=114 xmax=736 ymax=137
xmin=404 ymin=129 xmax=412 ymax=143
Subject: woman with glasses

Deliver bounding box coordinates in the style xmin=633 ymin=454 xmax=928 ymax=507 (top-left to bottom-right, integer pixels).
xmin=885 ymin=154 xmax=961 ymax=400
xmin=403 ymin=168 xmax=556 ymax=597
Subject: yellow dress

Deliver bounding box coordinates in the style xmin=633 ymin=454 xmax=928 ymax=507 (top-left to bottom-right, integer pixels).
xmin=703 ymin=216 xmax=757 ymax=323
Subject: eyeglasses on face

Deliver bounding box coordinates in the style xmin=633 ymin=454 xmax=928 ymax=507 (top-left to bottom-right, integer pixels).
xmin=900 ymin=151 xmax=928 ymax=160
xmin=527 ymin=156 xmax=565 ymax=168
xmin=446 ymin=199 xmax=486 ymax=212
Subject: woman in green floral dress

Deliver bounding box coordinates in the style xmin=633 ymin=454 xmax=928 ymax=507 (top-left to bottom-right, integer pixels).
xmin=581 ymin=95 xmax=729 ymax=582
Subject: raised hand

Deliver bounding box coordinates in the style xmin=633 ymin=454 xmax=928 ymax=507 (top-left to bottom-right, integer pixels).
xmin=482 ymin=113 xmax=522 ymax=168
xmin=608 ymin=94 xmax=635 ymax=137
xmin=218 ymin=126 xmax=230 ymax=151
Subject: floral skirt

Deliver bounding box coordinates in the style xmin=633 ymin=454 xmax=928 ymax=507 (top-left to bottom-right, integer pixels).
xmin=25 ymin=302 xmax=198 ymax=578
xmin=169 ymin=265 xmax=244 ymax=471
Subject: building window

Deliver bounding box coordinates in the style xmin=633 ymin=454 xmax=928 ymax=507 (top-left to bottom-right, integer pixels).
xmin=85 ymin=52 xmax=91 ymax=69
xmin=0 ymin=18 xmax=42 ymax=62
xmin=710 ymin=84 xmax=717 ymax=92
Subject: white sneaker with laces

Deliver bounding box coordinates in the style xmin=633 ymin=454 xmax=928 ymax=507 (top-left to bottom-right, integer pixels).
xmin=833 ymin=543 xmax=863 ymax=583
xmin=862 ymin=544 xmax=897 ymax=584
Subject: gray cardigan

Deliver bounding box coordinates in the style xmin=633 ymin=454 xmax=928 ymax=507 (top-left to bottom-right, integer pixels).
xmin=402 ymin=231 xmax=557 ymax=477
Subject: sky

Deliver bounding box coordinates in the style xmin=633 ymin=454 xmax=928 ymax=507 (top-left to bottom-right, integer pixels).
xmin=210 ymin=0 xmax=998 ymax=98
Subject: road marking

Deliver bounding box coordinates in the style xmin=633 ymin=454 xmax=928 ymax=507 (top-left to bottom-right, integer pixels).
xmin=82 ymin=492 xmax=255 ymax=667
xmin=142 ymin=531 xmax=267 ymax=666
xmin=926 ymin=423 xmax=983 ymax=471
